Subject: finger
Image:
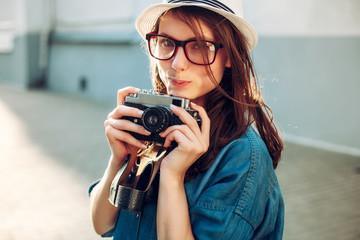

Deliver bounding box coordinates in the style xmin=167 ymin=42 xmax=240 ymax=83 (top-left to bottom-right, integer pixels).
xmin=169 ymin=103 xmax=210 ymax=149
xmin=163 ymin=125 xmax=209 ymax=154
xmin=107 ymin=105 xmax=144 ymax=120
xmin=163 ymin=129 xmax=206 ymax=157
xmin=169 ymin=104 xmax=202 ymax=135
xmin=190 ymin=102 xmax=210 ymax=138
xmin=163 ymin=129 xmax=193 ymax=149
xmin=117 ymin=86 xmax=141 ymax=106
xmin=105 ymin=124 xmax=147 ymax=149
xmin=160 ymin=124 xmax=197 ymax=144
xmin=107 ymin=118 xmax=151 ymax=136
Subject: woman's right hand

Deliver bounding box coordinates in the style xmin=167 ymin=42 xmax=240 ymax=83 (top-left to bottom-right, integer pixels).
xmin=104 ymin=87 xmax=151 ymax=169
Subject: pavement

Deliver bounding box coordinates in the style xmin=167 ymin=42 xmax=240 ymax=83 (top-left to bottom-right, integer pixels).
xmin=0 ymin=86 xmax=359 ymax=240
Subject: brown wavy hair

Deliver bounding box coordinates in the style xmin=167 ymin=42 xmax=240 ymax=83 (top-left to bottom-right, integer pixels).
xmin=148 ymin=7 xmax=283 ymax=180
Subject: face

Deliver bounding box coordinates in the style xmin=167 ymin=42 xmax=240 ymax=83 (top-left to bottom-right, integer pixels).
xmin=155 ymin=12 xmax=230 ymax=106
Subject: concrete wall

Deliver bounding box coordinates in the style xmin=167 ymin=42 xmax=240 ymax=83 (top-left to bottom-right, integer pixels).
xmin=46 ymin=0 xmax=157 ymax=102
xmin=47 ymin=37 xmax=151 ymax=103
xmin=244 ymin=0 xmax=360 ymax=35
xmin=244 ymin=0 xmax=360 ymax=154
xmin=0 ymin=0 xmax=48 ymax=88
xmin=0 ymin=0 xmax=157 ymax=90
xmin=253 ymin=36 xmax=360 ymax=154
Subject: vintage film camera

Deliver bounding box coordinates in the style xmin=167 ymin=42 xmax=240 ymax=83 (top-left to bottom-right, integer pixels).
xmin=109 ymin=90 xmax=201 ymax=212
xmin=122 ymin=90 xmax=201 ymax=144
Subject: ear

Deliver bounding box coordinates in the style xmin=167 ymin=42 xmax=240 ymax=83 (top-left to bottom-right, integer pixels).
xmin=225 ymin=58 xmax=231 ymax=68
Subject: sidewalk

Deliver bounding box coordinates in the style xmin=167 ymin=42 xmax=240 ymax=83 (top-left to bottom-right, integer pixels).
xmin=0 ymin=86 xmax=359 ymax=240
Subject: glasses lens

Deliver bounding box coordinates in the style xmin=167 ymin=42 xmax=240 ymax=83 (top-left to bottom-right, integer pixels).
xmin=186 ymin=41 xmax=216 ymax=65
xmin=147 ymin=34 xmax=218 ymax=65
xmin=149 ymin=36 xmax=175 ymax=60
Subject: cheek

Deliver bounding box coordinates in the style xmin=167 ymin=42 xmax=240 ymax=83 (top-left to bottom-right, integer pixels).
xmin=209 ymin=65 xmax=225 ymax=85
xmin=211 ymin=53 xmax=228 ymax=83
xmin=156 ymin=62 xmax=168 ymax=82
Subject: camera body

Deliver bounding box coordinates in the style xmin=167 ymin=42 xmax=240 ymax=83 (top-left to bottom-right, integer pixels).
xmin=122 ymin=90 xmax=201 ymax=144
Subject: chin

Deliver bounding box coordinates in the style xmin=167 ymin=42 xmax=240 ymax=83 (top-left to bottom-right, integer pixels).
xmin=168 ymin=89 xmax=187 ymax=98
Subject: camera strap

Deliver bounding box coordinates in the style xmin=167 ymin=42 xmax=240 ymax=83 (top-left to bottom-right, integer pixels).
xmin=109 ymin=143 xmax=169 ymax=212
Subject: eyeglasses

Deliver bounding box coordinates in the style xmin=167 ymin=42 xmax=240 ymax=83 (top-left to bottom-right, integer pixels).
xmin=146 ymin=33 xmax=223 ymax=66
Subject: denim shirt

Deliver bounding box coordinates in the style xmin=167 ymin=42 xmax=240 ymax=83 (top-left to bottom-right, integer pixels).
xmin=89 ymin=127 xmax=284 ymax=239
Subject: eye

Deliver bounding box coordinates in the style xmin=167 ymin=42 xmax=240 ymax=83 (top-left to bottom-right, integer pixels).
xmin=189 ymin=41 xmax=215 ymax=52
xmin=159 ymin=38 xmax=175 ymax=48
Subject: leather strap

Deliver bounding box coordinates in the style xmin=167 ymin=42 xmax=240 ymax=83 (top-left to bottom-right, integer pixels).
xmin=109 ymin=143 xmax=168 ymax=212
xmin=110 ymin=185 xmax=146 ymax=212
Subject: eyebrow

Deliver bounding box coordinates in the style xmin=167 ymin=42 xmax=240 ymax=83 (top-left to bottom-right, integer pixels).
xmin=157 ymin=32 xmax=197 ymax=41
xmin=157 ymin=32 xmax=215 ymax=42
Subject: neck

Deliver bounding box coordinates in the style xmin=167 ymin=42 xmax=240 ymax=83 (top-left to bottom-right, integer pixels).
xmin=191 ymin=96 xmax=205 ymax=107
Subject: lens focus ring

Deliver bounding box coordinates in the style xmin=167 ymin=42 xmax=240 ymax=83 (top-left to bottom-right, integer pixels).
xmin=142 ymin=106 xmax=170 ymax=133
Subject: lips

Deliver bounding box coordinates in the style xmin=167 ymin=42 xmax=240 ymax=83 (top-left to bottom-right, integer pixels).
xmin=169 ymin=78 xmax=191 ymax=87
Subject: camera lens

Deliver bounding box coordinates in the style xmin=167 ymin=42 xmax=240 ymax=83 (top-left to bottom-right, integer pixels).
xmin=142 ymin=106 xmax=170 ymax=133
xmin=146 ymin=115 xmax=159 ymax=126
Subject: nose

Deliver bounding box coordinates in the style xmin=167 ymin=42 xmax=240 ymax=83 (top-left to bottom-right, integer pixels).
xmin=171 ymin=47 xmax=188 ymax=71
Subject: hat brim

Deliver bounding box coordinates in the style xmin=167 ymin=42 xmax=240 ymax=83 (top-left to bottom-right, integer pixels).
xmin=135 ymin=3 xmax=258 ymax=51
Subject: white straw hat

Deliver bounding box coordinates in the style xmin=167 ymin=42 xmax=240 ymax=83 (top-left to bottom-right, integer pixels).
xmin=136 ymin=0 xmax=258 ymax=51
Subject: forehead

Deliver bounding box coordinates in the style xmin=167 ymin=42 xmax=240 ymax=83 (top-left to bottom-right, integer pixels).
xmin=158 ymin=11 xmax=216 ymax=41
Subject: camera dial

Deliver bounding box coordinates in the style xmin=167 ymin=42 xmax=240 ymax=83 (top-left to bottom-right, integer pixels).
xmin=142 ymin=106 xmax=171 ymax=133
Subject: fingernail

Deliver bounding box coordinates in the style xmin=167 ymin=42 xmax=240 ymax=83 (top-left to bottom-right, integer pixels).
xmin=134 ymin=88 xmax=141 ymax=92
xmin=141 ymin=144 xmax=147 ymax=149
xmin=138 ymin=110 xmax=144 ymax=116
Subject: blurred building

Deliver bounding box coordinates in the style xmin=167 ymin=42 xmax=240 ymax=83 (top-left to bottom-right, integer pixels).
xmin=0 ymin=0 xmax=359 ymax=155
xmin=0 ymin=0 xmax=157 ymax=98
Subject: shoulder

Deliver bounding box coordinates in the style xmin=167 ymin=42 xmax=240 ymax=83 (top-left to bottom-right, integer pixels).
xmin=210 ymin=127 xmax=272 ymax=181
xmin=186 ymin=128 xmax=276 ymax=203
xmin=228 ymin=128 xmax=283 ymax=223
xmin=222 ymin=127 xmax=270 ymax=161
xmin=185 ymin=127 xmax=284 ymax=238
xmin=220 ymin=128 xmax=285 ymax=237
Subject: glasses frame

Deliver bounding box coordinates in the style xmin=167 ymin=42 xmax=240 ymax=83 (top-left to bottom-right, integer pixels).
xmin=145 ymin=32 xmax=224 ymax=66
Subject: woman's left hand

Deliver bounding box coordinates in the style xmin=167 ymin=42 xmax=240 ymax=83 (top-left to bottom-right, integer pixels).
xmin=159 ymin=102 xmax=210 ymax=179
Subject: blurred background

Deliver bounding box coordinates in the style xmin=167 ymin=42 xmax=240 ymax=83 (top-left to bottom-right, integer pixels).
xmin=0 ymin=0 xmax=359 ymax=239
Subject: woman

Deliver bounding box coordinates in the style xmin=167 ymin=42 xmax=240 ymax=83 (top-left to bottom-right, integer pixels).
xmin=90 ymin=1 xmax=284 ymax=239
